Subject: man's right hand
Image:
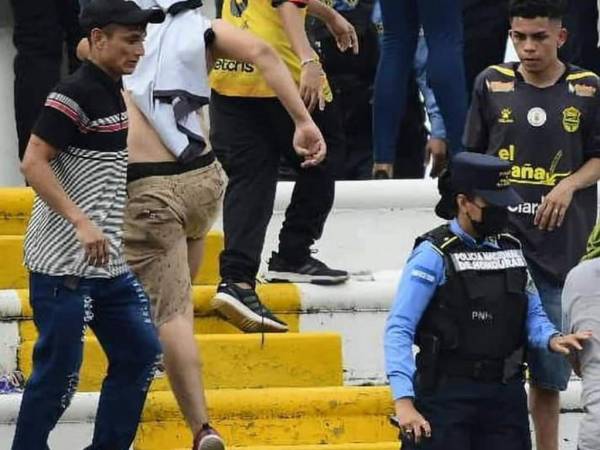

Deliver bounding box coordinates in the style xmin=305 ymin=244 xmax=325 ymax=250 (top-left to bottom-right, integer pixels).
xmin=74 ymin=217 xmax=110 ymax=267
xmin=394 ymin=398 xmax=432 ymax=444
xmin=299 ymin=61 xmax=326 ymax=112
xmin=293 ymin=119 xmax=327 ymax=168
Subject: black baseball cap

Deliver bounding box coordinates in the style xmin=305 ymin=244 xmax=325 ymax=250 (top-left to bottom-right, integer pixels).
xmin=451 ymin=152 xmax=523 ymax=207
xmin=80 ymin=0 xmax=165 ymax=33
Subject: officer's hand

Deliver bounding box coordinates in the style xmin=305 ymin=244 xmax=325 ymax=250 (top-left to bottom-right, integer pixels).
xmin=550 ymin=331 xmax=593 ymax=355
xmin=293 ymin=119 xmax=327 ymax=168
xmin=534 ymin=179 xmax=575 ymax=231
xmin=424 ymin=138 xmax=447 ymax=178
xmin=394 ymin=398 xmax=432 ymax=444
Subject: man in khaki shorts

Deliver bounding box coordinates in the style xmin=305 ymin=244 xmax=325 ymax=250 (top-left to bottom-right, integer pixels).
xmin=115 ymin=5 xmax=326 ymax=450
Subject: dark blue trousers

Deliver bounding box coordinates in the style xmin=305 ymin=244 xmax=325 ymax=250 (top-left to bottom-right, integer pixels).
xmin=11 ymin=272 xmax=162 ymax=450
xmin=373 ymin=0 xmax=468 ymax=162
xmin=403 ymin=378 xmax=531 ymax=450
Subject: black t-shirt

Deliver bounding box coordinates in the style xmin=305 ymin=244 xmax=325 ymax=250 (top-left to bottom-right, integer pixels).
xmin=464 ymin=63 xmax=600 ymax=284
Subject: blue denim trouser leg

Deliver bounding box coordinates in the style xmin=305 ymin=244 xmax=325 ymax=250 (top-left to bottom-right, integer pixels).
xmin=527 ymin=266 xmax=571 ymax=391
xmin=11 ymin=272 xmax=162 ymax=450
xmin=373 ymin=0 xmax=468 ymax=162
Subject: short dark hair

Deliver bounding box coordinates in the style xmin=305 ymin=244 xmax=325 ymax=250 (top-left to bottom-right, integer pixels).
xmin=508 ymin=0 xmax=567 ymax=20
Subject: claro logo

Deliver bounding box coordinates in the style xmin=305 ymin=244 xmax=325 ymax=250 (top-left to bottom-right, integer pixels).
xmin=213 ymin=59 xmax=255 ymax=73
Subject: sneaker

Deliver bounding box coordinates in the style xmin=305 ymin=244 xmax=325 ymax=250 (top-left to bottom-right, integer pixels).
xmin=211 ymin=281 xmax=288 ymax=333
xmin=193 ymin=424 xmax=225 ymax=450
xmin=265 ymin=252 xmax=349 ymax=285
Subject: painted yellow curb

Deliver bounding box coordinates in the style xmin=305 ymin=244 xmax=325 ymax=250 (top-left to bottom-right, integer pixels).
xmin=19 ymin=333 xmax=343 ymax=391
xmin=0 ymin=231 xmax=224 ymax=290
xmin=136 ymin=387 xmax=396 ymax=449
xmin=0 ymin=188 xmax=33 ymax=235
xmin=174 ymin=444 xmax=400 ymax=450
xmin=16 ymin=282 xmax=301 ymax=339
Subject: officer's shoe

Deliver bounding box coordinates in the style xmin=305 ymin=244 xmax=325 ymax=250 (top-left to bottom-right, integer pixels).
xmin=211 ymin=280 xmax=288 ymax=333
xmin=193 ymin=424 xmax=225 ymax=450
xmin=265 ymin=252 xmax=349 ymax=285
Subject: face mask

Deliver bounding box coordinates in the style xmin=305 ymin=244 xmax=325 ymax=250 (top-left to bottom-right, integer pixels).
xmin=469 ymin=204 xmax=509 ymax=237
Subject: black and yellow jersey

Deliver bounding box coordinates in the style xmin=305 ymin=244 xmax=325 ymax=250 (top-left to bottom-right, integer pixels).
xmin=210 ymin=0 xmax=332 ymax=100
xmin=464 ymin=62 xmax=600 ymax=283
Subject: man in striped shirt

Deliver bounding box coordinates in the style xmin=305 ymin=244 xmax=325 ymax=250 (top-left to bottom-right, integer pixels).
xmin=11 ymin=1 xmax=165 ymax=449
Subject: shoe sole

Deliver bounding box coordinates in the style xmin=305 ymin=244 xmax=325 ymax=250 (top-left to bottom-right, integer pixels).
xmin=265 ymin=270 xmax=349 ymax=286
xmin=196 ymin=435 xmax=225 ymax=450
xmin=211 ymin=292 xmax=289 ymax=333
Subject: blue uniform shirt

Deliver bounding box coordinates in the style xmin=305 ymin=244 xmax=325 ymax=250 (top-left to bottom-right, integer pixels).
xmin=384 ymin=219 xmax=559 ymax=400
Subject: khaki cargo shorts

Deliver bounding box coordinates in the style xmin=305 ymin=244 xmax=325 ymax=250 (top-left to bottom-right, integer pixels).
xmin=123 ymin=161 xmax=227 ymax=327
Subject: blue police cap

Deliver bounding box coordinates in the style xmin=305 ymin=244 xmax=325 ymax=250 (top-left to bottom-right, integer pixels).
xmin=451 ymin=152 xmax=523 ymax=207
xmin=80 ymin=0 xmax=165 ymax=33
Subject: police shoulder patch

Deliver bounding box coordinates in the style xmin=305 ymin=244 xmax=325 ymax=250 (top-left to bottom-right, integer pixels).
xmin=410 ymin=266 xmax=437 ymax=285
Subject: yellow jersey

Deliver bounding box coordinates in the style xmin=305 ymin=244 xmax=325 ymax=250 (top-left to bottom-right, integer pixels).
xmin=210 ymin=0 xmax=332 ymax=101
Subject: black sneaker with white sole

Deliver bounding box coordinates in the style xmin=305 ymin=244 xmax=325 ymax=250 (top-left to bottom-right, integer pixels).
xmin=211 ymin=281 xmax=288 ymax=333
xmin=265 ymin=252 xmax=349 ymax=285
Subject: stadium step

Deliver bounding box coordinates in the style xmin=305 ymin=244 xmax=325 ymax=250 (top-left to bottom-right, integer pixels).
xmin=134 ymin=387 xmax=396 ymax=450
xmin=1 ymin=283 xmax=301 ymax=335
xmin=18 ymin=332 xmax=342 ymax=391
xmin=0 ymin=231 xmax=223 ymax=289
xmin=0 ymin=188 xmax=33 ymax=235
xmin=177 ymin=444 xmax=400 ymax=450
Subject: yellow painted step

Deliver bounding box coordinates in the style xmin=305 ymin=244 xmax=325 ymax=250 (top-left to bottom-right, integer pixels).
xmin=19 ymin=333 xmax=342 ymax=391
xmin=135 ymin=387 xmax=396 ymax=450
xmin=0 ymin=188 xmax=33 ymax=235
xmin=175 ymin=444 xmax=400 ymax=450
xmin=11 ymin=283 xmax=300 ymax=337
xmin=0 ymin=232 xmax=223 ymax=289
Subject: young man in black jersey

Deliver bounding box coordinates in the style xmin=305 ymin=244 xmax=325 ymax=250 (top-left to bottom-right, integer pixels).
xmin=463 ymin=1 xmax=600 ymax=449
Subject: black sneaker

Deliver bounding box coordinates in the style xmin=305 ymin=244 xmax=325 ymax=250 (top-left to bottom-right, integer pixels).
xmin=211 ymin=281 xmax=288 ymax=333
xmin=265 ymin=252 xmax=349 ymax=285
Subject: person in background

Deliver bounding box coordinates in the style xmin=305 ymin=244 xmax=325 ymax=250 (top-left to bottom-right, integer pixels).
xmin=462 ymin=0 xmax=510 ymax=99
xmin=463 ymin=1 xmax=600 ymax=449
xmin=9 ymin=0 xmax=82 ymax=161
xmin=562 ymin=224 xmax=600 ymax=450
xmin=372 ymin=0 xmax=467 ymax=179
xmin=560 ymin=0 xmax=600 ymax=74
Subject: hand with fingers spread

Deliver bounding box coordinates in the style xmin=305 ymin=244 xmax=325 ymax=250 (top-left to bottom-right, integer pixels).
xmin=74 ymin=217 xmax=110 ymax=267
xmin=534 ymin=179 xmax=575 ymax=231
xmin=550 ymin=330 xmax=593 ymax=355
xmin=424 ymin=138 xmax=447 ymax=178
xmin=293 ymin=119 xmax=327 ymax=168
xmin=325 ymin=11 xmax=359 ymax=55
xmin=394 ymin=398 xmax=432 ymax=444
xmin=299 ymin=60 xmax=326 ymax=112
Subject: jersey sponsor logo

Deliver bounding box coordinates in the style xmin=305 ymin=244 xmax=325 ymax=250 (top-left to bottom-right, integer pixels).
xmin=450 ymin=250 xmax=527 ymax=272
xmin=410 ymin=266 xmax=437 ymax=285
xmin=498 ymin=146 xmax=571 ymax=187
xmin=508 ymin=200 xmax=541 ymax=215
xmin=562 ymin=106 xmax=581 ymax=133
xmin=569 ymin=82 xmax=597 ymax=97
xmin=230 ymin=0 xmax=248 ymax=17
xmin=487 ymin=80 xmax=515 ymax=93
xmin=527 ymin=107 xmax=547 ymax=127
xmin=498 ymin=108 xmax=514 ymax=124
xmin=213 ymin=58 xmax=255 ymax=73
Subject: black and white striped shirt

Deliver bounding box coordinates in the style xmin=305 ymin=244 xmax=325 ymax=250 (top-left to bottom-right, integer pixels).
xmin=24 ymin=61 xmax=130 ymax=279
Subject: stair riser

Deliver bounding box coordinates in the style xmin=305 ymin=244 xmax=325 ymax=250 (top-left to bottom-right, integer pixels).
xmin=18 ymin=334 xmax=342 ymax=391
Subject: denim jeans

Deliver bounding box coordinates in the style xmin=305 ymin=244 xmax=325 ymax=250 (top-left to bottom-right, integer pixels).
xmin=11 ymin=272 xmax=162 ymax=450
xmin=527 ymin=266 xmax=571 ymax=391
xmin=373 ymin=0 xmax=468 ymax=162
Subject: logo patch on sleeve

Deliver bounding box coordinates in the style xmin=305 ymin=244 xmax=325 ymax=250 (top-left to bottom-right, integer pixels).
xmin=410 ymin=266 xmax=437 ymax=285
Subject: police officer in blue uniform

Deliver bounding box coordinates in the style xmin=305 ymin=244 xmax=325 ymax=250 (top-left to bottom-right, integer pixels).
xmin=384 ymin=152 xmax=592 ymax=450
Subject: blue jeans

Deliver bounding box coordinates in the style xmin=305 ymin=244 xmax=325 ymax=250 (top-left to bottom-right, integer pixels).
xmin=527 ymin=266 xmax=571 ymax=391
xmin=11 ymin=272 xmax=162 ymax=450
xmin=373 ymin=0 xmax=468 ymax=162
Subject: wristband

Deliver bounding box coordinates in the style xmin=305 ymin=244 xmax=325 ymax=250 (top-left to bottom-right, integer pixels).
xmin=301 ymin=57 xmax=320 ymax=68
